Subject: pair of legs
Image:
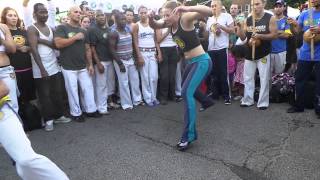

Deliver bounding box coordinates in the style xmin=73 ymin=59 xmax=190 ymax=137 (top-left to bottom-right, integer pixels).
xmin=180 ymin=54 xmax=213 ymax=145
xmin=94 ymin=61 xmax=115 ymax=114
xmin=241 ymin=55 xmax=271 ymax=108
xmin=62 ymin=68 xmax=97 ymax=117
xmin=158 ymin=47 xmax=179 ymax=102
xmin=139 ymin=51 xmax=159 ymax=105
xmin=114 ymin=59 xmax=143 ymax=110
xmin=0 ymin=103 xmax=69 ymax=180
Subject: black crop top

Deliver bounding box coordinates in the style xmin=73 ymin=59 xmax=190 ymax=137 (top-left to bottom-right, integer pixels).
xmin=171 ymin=18 xmax=201 ymax=53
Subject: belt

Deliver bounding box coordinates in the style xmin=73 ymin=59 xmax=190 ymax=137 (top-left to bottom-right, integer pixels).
xmin=139 ymin=47 xmax=156 ymax=52
xmin=118 ymin=54 xmax=133 ymax=61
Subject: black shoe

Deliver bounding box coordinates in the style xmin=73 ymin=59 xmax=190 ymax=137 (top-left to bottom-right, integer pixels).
xmin=72 ymin=115 xmax=85 ymax=123
xmin=240 ymin=104 xmax=253 ymax=107
xmin=86 ymin=111 xmax=102 ymax=118
xmin=258 ymin=106 xmax=268 ymax=110
xmin=199 ymin=100 xmax=214 ymax=112
xmin=224 ymin=99 xmax=231 ymax=105
xmin=176 ymin=141 xmax=190 ymax=151
xmin=175 ymin=96 xmax=183 ymax=102
xmin=287 ymin=107 xmax=304 ymax=113
xmin=160 ymin=99 xmax=168 ymax=105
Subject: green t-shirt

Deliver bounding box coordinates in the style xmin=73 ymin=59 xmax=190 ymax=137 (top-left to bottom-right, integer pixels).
xmin=55 ymin=24 xmax=88 ymax=70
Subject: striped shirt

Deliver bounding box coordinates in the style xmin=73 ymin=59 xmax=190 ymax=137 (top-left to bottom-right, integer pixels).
xmin=115 ymin=31 xmax=133 ymax=60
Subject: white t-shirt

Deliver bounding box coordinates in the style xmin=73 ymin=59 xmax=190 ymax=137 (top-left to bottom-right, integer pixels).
xmin=160 ymin=28 xmax=176 ymax=47
xmin=137 ymin=22 xmax=155 ymax=48
xmin=206 ymin=13 xmax=234 ymax=51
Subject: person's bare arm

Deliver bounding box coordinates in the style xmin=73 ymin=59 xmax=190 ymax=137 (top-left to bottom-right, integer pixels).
xmin=132 ymin=23 xmax=144 ymax=66
xmin=157 ymin=28 xmax=170 ymax=44
xmin=27 ymin=26 xmax=48 ymax=77
xmin=54 ymin=33 xmax=84 ymax=49
xmin=0 ymin=80 xmax=9 ymax=99
xmin=0 ymin=24 xmax=16 ymax=53
xmin=85 ymin=43 xmax=94 ymax=75
xmin=287 ymin=17 xmax=300 ymax=35
xmin=236 ymin=21 xmax=247 ymax=41
xmin=154 ymin=29 xmax=162 ymax=62
xmin=218 ymin=22 xmax=235 ymax=34
xmin=174 ymin=5 xmax=212 ymax=29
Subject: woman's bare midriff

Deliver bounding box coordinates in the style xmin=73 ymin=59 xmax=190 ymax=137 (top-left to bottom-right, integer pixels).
xmin=184 ymin=45 xmax=206 ymax=60
xmin=0 ymin=53 xmax=10 ymax=67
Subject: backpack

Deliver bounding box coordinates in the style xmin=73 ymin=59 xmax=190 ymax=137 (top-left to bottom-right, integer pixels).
xmin=18 ymin=102 xmax=42 ymax=131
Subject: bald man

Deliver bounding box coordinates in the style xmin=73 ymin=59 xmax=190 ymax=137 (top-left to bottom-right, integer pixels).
xmin=54 ymin=6 xmax=100 ymax=122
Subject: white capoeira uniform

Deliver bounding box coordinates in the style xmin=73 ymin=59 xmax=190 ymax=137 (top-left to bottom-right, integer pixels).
xmin=0 ymin=30 xmax=18 ymax=113
xmin=137 ymin=22 xmax=158 ymax=105
xmin=0 ymin=99 xmax=69 ymax=180
xmin=55 ymin=24 xmax=97 ymax=117
xmin=114 ymin=30 xmax=142 ymax=110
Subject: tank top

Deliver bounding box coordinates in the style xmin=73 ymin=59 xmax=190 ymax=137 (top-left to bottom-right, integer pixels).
xmin=0 ymin=30 xmax=5 ymax=52
xmin=31 ymin=24 xmax=60 ymax=78
xmin=245 ymin=12 xmax=272 ymax=60
xmin=137 ymin=22 xmax=155 ymax=48
xmin=160 ymin=28 xmax=176 ymax=47
xmin=171 ymin=18 xmax=201 ymax=53
xmin=115 ymin=30 xmax=133 ymax=61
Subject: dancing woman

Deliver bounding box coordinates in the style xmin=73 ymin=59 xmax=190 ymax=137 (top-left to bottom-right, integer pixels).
xmin=149 ymin=1 xmax=214 ymax=151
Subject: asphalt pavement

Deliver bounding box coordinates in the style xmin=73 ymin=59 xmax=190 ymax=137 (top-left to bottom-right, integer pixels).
xmin=1 ymin=99 xmax=319 ymax=180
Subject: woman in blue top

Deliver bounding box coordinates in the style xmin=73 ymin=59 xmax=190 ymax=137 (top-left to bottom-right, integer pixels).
xmin=149 ymin=1 xmax=214 ymax=151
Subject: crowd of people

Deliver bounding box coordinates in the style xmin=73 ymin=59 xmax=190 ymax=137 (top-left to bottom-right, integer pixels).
xmin=0 ymin=0 xmax=320 ymax=178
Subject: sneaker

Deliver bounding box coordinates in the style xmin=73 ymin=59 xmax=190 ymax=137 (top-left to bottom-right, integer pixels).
xmin=86 ymin=111 xmax=102 ymax=118
xmin=99 ymin=111 xmax=110 ymax=115
xmin=224 ymin=99 xmax=231 ymax=105
xmin=135 ymin=101 xmax=145 ymax=106
xmin=54 ymin=116 xmax=72 ymax=124
xmin=153 ymin=100 xmax=160 ymax=106
xmin=108 ymin=102 xmax=121 ymax=109
xmin=44 ymin=120 xmax=54 ymax=131
xmin=287 ymin=106 xmax=304 ymax=113
xmin=176 ymin=141 xmax=190 ymax=151
xmin=240 ymin=104 xmax=254 ymax=107
xmin=72 ymin=115 xmax=85 ymax=123
xmin=199 ymin=100 xmax=215 ymax=112
xmin=233 ymin=95 xmax=242 ymax=101
xmin=175 ymin=96 xmax=183 ymax=102
xmin=146 ymin=102 xmax=154 ymax=107
xmin=258 ymin=106 xmax=268 ymax=110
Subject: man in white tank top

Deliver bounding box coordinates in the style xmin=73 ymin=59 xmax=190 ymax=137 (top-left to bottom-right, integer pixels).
xmin=132 ymin=6 xmax=161 ymax=106
xmin=28 ymin=3 xmax=71 ymax=132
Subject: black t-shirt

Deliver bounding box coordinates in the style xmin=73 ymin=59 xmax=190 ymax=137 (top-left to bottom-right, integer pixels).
xmin=55 ymin=24 xmax=88 ymax=70
xmin=8 ymin=29 xmax=32 ymax=70
xmin=88 ymin=26 xmax=112 ymax=62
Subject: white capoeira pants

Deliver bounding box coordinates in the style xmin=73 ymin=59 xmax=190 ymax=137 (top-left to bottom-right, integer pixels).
xmin=139 ymin=51 xmax=158 ymax=104
xmin=175 ymin=60 xmax=182 ymax=96
xmin=114 ymin=59 xmax=142 ymax=110
xmin=62 ymin=68 xmax=97 ymax=116
xmin=270 ymin=51 xmax=286 ymax=76
xmin=0 ymin=103 xmax=69 ymax=180
xmin=241 ymin=55 xmax=271 ymax=108
xmin=0 ymin=66 xmax=18 ymax=112
xmin=94 ymin=61 xmax=115 ymax=113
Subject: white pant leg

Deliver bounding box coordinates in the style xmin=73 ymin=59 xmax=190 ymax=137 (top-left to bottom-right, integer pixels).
xmin=0 ymin=66 xmax=18 ymax=112
xmin=106 ymin=61 xmax=116 ymax=96
xmin=61 ymin=68 xmax=82 ymax=116
xmin=175 ymin=60 xmax=182 ymax=96
xmin=114 ymin=61 xmax=133 ymax=109
xmin=241 ymin=60 xmax=257 ymax=106
xmin=148 ymin=52 xmax=158 ymax=102
xmin=139 ymin=52 xmax=153 ymax=104
xmin=270 ymin=51 xmax=286 ymax=75
xmin=94 ymin=63 xmax=108 ymax=113
xmin=0 ymin=104 xmax=69 ymax=180
xmin=128 ymin=63 xmax=142 ymax=105
xmin=257 ymin=56 xmax=271 ymax=108
xmin=78 ymin=69 xmax=97 ymax=113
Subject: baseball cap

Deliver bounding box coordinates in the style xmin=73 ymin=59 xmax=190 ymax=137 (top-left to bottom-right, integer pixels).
xmin=275 ymin=0 xmax=285 ymax=6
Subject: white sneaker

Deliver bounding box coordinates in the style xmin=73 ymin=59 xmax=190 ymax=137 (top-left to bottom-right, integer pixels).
xmin=99 ymin=111 xmax=110 ymax=115
xmin=44 ymin=120 xmax=54 ymax=131
xmin=54 ymin=116 xmax=72 ymax=124
xmin=108 ymin=102 xmax=120 ymax=109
